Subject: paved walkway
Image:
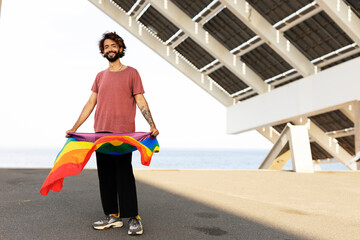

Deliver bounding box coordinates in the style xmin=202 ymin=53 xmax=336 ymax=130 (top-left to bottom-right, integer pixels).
xmin=1 ymin=169 xmax=360 ymax=239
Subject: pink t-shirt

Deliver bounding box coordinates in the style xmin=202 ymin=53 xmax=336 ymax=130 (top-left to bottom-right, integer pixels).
xmin=91 ymin=66 xmax=145 ymax=133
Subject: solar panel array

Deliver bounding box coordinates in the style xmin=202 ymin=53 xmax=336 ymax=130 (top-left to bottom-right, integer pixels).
xmin=109 ymin=0 xmax=359 ymax=161
xmin=113 ymin=0 xmax=360 ymax=98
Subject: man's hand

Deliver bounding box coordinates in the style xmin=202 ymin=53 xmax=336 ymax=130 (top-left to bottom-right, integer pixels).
xmin=65 ymin=129 xmax=76 ymax=138
xmin=150 ymin=126 xmax=159 ymax=137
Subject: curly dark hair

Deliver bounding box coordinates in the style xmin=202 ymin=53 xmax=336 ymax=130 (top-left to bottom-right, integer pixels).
xmin=99 ymin=31 xmax=126 ymax=58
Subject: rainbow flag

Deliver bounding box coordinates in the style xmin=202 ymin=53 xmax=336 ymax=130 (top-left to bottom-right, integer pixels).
xmin=40 ymin=132 xmax=159 ymax=196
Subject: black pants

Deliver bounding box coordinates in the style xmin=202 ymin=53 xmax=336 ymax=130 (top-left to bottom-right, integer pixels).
xmin=96 ymin=152 xmax=138 ymax=218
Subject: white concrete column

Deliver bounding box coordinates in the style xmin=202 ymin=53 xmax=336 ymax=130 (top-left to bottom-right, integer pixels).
xmin=354 ymin=101 xmax=360 ymax=170
xmin=288 ymin=125 xmax=314 ymax=173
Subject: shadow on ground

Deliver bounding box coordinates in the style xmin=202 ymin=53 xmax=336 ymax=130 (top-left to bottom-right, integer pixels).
xmin=0 ymin=169 xmax=309 ymax=240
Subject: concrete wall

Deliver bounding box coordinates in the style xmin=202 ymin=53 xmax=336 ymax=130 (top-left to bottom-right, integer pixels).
xmin=227 ymin=57 xmax=360 ymax=134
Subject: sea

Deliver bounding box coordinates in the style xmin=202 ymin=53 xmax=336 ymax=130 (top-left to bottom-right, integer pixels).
xmin=0 ymin=148 xmax=348 ymax=171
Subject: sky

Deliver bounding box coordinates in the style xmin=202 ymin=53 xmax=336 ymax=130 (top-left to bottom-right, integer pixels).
xmin=0 ymin=0 xmax=272 ymax=150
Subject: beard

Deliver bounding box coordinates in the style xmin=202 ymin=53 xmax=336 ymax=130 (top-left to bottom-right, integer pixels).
xmin=104 ymin=50 xmax=121 ymax=62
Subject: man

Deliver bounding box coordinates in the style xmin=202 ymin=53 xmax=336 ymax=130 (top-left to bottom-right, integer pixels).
xmin=66 ymin=31 xmax=159 ymax=235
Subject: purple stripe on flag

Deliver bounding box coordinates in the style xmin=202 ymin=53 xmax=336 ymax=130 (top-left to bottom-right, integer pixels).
xmin=68 ymin=132 xmax=152 ymax=143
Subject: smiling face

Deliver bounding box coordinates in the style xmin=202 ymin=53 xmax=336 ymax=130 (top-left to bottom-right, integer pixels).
xmin=98 ymin=32 xmax=127 ymax=60
xmin=103 ymin=39 xmax=123 ymax=62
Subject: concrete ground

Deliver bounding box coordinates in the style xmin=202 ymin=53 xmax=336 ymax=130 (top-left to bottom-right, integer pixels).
xmin=1 ymin=168 xmax=360 ymax=240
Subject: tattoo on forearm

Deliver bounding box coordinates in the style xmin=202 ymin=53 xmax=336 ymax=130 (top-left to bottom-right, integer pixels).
xmin=140 ymin=106 xmax=155 ymax=127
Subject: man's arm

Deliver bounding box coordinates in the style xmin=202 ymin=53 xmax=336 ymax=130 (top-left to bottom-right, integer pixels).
xmin=65 ymin=92 xmax=98 ymax=137
xmin=134 ymin=93 xmax=159 ymax=137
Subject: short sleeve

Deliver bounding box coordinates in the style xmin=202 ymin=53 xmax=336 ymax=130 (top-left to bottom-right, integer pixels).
xmin=91 ymin=73 xmax=100 ymax=93
xmin=132 ymin=69 xmax=145 ymax=95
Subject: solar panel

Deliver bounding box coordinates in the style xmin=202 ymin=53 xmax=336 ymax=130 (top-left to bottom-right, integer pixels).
xmin=309 ymin=110 xmax=354 ymax=132
xmin=203 ymin=8 xmax=256 ymax=50
xmin=175 ymin=37 xmax=216 ymax=69
xmin=97 ymin=0 xmax=360 ymax=164
xmin=111 ymin=0 xmax=359 ymax=93
xmin=337 ymin=136 xmax=355 ymax=155
xmin=209 ymin=66 xmax=249 ymax=94
xmin=247 ymin=0 xmax=313 ymax=25
xmin=284 ymin=11 xmax=354 ymax=60
xmin=241 ymin=44 xmax=293 ymax=80
xmin=170 ymin=0 xmax=213 ymax=18
xmin=138 ymin=6 xmax=179 ymax=42
xmin=112 ymin=0 xmax=137 ymax=12
xmin=311 ymin=142 xmax=333 ymax=159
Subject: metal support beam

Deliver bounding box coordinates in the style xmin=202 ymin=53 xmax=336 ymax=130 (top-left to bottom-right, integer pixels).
xmin=221 ymin=0 xmax=315 ymax=77
xmin=88 ymin=0 xmax=233 ymax=106
xmin=270 ymin=74 xmax=301 ymax=88
xmin=128 ymin=0 xmax=149 ymax=18
xmin=275 ymin=1 xmax=322 ymax=32
xmin=200 ymin=60 xmax=223 ymax=75
xmin=166 ymin=1 xmax=223 ymax=48
xmin=339 ymin=102 xmax=357 ymax=170
xmin=193 ymin=0 xmax=224 ymax=25
xmin=259 ymin=126 xmax=287 ymax=169
xmin=234 ymin=90 xmax=256 ymax=101
xmin=260 ymin=124 xmax=314 ymax=173
xmin=315 ymin=46 xmax=360 ymax=69
xmin=340 ymin=101 xmax=356 ymax=122
xmin=257 ymin=126 xmax=292 ymax=170
xmin=314 ymin=158 xmax=339 ymax=164
xmin=274 ymin=150 xmax=292 ymax=170
xmin=202 ymin=64 xmax=224 ymax=75
xmin=231 ymin=37 xmax=265 ymax=57
xmin=148 ymin=0 xmax=267 ymax=94
xmin=316 ymin=0 xmax=360 ymax=45
xmin=166 ymin=31 xmax=188 ymax=48
xmin=326 ymin=129 xmax=354 ymax=138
